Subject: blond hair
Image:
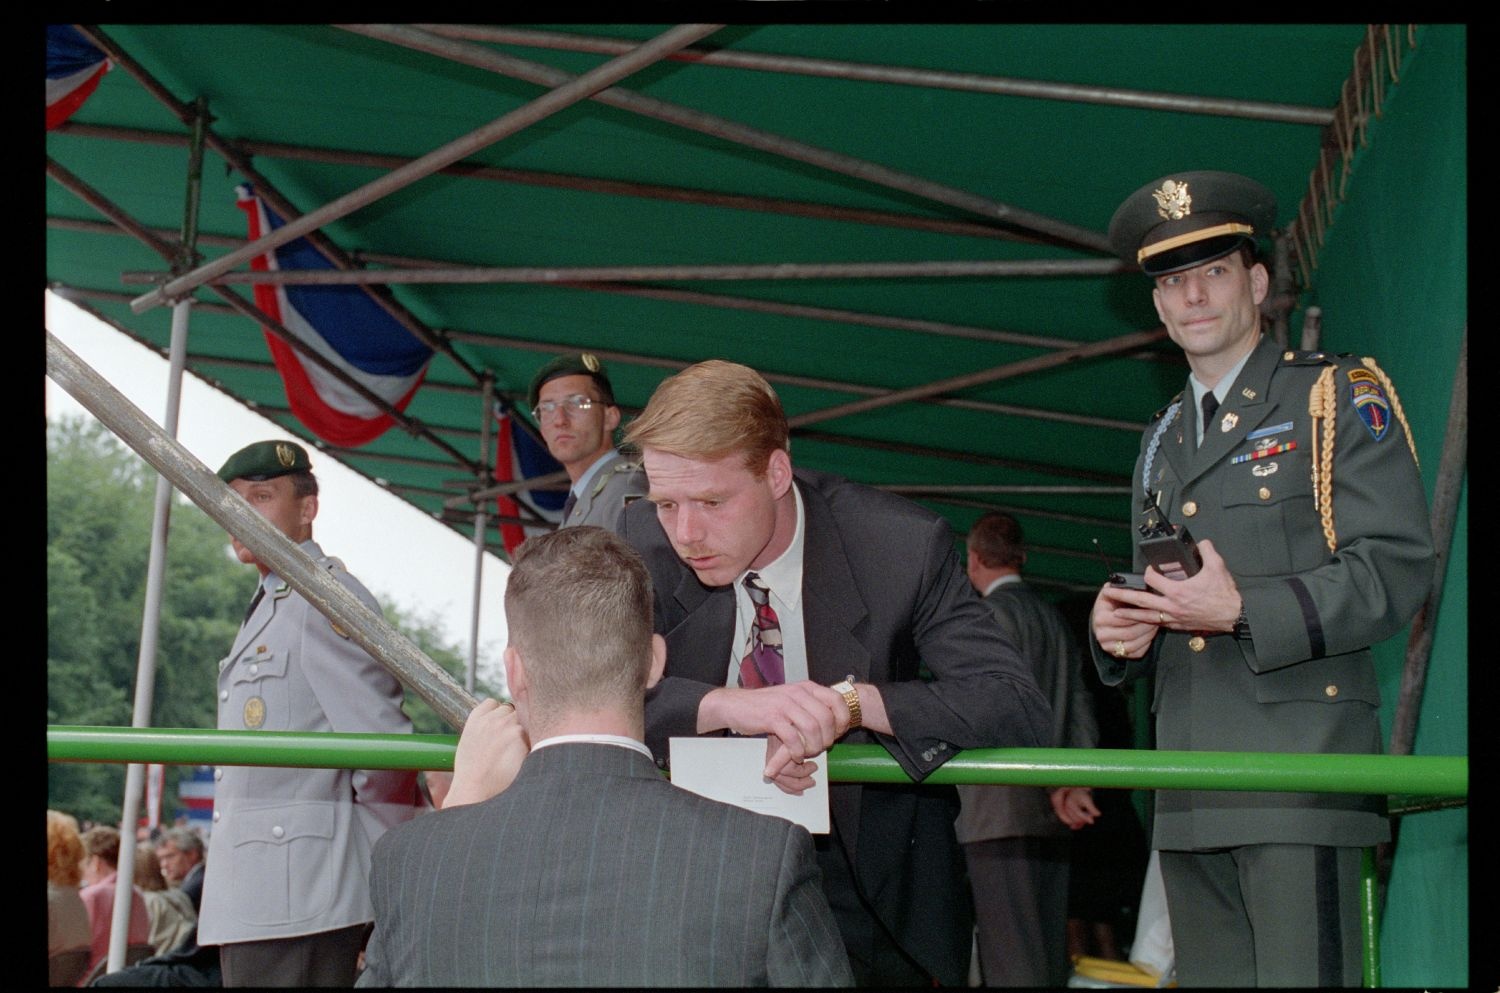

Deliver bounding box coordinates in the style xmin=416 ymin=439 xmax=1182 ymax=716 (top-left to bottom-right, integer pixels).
xmin=505 ymin=527 xmax=655 ymax=715
xmin=623 ymin=360 xmax=788 ymax=475
xmin=47 ymin=810 xmax=85 ymax=887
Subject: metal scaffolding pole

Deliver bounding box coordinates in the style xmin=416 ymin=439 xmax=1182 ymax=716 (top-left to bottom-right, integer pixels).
xmin=340 ymin=24 xmax=1113 ymax=253
xmin=56 ymin=121 xmax=1037 ymax=244
xmin=467 ymin=376 xmax=494 ymax=693
xmin=129 ymin=23 xmax=725 ymax=314
xmin=130 ymin=257 xmax=1128 ymax=287
xmin=45 ymin=162 xmax=480 ymax=473
xmin=73 ymin=26 xmax=479 ymax=383
xmin=45 ymin=332 xmax=478 ymax=731
xmin=425 ymin=25 xmax=1336 ymax=126
xmin=788 ymin=327 xmax=1170 ymax=428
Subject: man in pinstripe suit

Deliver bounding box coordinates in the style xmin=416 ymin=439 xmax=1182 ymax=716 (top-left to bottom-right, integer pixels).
xmin=357 ymin=527 xmax=853 ymax=988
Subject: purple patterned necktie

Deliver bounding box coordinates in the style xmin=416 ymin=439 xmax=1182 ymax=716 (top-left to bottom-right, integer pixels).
xmin=737 ymin=573 xmax=785 ymax=688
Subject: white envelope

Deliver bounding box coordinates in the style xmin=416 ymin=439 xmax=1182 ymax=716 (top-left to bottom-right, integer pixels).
xmin=668 ymin=737 xmax=830 ymax=834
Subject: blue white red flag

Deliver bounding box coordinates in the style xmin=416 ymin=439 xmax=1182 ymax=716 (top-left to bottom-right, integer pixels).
xmin=493 ymin=406 xmax=566 ymax=554
xmin=46 ymin=25 xmax=110 ymax=130
xmin=175 ymin=766 xmax=216 ymax=835
xmin=236 ymin=185 xmax=433 ymax=447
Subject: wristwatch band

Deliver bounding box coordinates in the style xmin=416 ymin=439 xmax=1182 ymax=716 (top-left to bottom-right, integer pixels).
xmin=1232 ymin=604 xmax=1252 ymax=640
xmin=832 ymin=674 xmax=862 ymax=729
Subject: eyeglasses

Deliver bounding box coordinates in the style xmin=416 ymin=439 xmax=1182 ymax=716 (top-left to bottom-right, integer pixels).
xmin=532 ymin=394 xmax=600 ymax=420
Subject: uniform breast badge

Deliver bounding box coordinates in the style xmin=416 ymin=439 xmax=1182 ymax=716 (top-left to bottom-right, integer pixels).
xmin=243 ymin=696 xmax=267 ymax=729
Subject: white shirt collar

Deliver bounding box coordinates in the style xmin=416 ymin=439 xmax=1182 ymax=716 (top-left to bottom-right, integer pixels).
xmin=982 ymin=573 xmax=1023 ymax=597
xmin=530 ymin=733 xmax=653 ymax=761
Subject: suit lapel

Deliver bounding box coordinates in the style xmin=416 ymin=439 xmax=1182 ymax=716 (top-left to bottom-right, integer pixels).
xmin=797 ymin=475 xmax=871 ymax=685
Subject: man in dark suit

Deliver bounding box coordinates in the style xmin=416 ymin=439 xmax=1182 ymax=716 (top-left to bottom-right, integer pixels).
xmin=357 ymin=527 xmax=853 ymax=988
xmin=1091 ymin=171 xmax=1434 ymax=986
xmin=616 ymin=360 xmax=1054 ymax=986
xmin=954 ymin=511 xmax=1100 ymax=987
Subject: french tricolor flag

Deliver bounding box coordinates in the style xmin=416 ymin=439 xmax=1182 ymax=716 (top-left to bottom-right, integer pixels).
xmin=493 ymin=405 xmax=566 ymax=554
xmin=46 ymin=25 xmax=110 ymax=130
xmin=236 ymin=185 xmax=433 ymax=447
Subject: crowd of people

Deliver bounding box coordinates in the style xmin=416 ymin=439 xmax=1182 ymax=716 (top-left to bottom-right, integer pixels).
xmin=49 ymin=168 xmax=1432 ymax=988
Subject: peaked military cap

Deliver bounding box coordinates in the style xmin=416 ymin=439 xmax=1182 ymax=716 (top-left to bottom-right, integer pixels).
xmin=527 ymin=352 xmax=615 ymax=412
xmin=1108 ymin=170 xmax=1277 ymax=276
xmin=217 ymin=440 xmax=312 ymax=482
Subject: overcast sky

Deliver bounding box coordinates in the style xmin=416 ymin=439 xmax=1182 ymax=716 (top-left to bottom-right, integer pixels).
xmin=45 ymin=290 xmax=511 ymax=692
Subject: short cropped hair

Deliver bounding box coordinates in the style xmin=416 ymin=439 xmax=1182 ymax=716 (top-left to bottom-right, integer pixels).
xmin=81 ymin=825 xmax=122 ymax=869
xmin=968 ymin=511 xmax=1026 ymax=570
xmin=505 ymin=527 xmax=655 ymax=714
xmin=159 ymin=827 xmax=205 ymax=860
xmin=623 ymin=360 xmax=789 ymax=476
xmin=289 ymin=470 xmax=319 ymax=499
xmin=47 ymin=810 xmax=85 ymax=887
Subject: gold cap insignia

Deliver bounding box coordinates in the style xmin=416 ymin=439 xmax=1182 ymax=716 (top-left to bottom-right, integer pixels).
xmin=582 ymin=352 xmax=601 ymax=373
xmin=243 ymin=696 xmax=266 ymax=729
xmin=275 ymin=443 xmax=297 ymax=468
xmin=1152 ymin=180 xmax=1192 ymax=221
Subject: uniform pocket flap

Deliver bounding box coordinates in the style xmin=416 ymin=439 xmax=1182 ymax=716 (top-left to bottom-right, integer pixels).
xmin=228 ymin=650 xmax=288 ymax=685
xmin=229 ymin=801 xmax=335 ymax=848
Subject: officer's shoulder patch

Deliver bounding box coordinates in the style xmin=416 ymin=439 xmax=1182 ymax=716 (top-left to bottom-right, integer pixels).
xmin=1347 ymin=364 xmax=1392 ymax=441
xmin=1150 ymin=393 xmax=1183 ymax=423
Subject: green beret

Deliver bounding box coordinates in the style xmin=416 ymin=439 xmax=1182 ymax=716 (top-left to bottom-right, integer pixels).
xmin=527 ymin=352 xmax=615 ymax=411
xmin=217 ymin=440 xmax=312 ymax=483
xmin=1107 ymin=170 xmax=1277 ymax=276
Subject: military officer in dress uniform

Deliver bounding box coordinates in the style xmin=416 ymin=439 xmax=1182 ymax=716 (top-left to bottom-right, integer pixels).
xmin=1089 ymin=171 xmax=1434 ymax=987
xmin=529 ymin=352 xmax=647 ymax=531
xmin=199 ymin=440 xmax=421 ymax=987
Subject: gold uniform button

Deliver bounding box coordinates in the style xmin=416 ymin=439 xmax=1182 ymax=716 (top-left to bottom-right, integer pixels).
xmin=1258 ymin=487 xmax=1271 ymax=500
xmin=1284 ymin=351 xmax=1295 ymax=361
xmin=1325 ymin=684 xmax=1339 ymax=698
xmin=1188 ymin=635 xmax=1207 ymax=652
xmin=1182 ymin=501 xmax=1198 ymax=517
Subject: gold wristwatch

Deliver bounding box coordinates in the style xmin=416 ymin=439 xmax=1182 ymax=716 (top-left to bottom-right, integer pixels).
xmin=832 ymin=674 xmax=862 ymax=729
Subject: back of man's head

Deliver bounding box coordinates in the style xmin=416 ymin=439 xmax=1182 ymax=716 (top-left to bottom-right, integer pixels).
xmin=80 ymin=825 xmax=121 ymax=869
xmin=968 ymin=511 xmax=1026 ymax=570
xmin=623 ymin=359 xmax=789 ymax=476
xmin=505 ymin=527 xmax=655 ymax=720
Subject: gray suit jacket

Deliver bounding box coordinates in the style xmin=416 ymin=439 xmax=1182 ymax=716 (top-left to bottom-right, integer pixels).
xmin=559 ymin=450 xmax=648 ymax=532
xmin=1092 ymin=337 xmax=1433 ymax=850
xmin=619 ymin=468 xmax=1053 ymax=984
xmin=956 ymin=580 xmax=1100 ymax=842
xmin=358 ymin=742 xmax=853 ymax=987
xmin=200 ymin=541 xmax=421 ymax=945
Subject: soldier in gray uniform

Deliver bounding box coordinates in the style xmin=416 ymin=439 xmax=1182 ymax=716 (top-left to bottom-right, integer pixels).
xmin=200 ymin=440 xmax=422 ymax=987
xmin=529 ymin=352 xmax=647 ymax=531
xmin=1089 ymin=171 xmax=1433 ymax=987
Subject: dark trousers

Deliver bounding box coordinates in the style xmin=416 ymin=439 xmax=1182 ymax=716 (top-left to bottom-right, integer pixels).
xmin=219 ymin=923 xmax=369 ymax=988
xmin=964 ymin=836 xmax=1072 ymax=987
xmin=1160 ymin=845 xmax=1363 ymax=987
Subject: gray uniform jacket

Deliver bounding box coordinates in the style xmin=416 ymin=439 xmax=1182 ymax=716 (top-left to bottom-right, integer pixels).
xmin=358 ymin=742 xmax=854 ymax=987
xmin=619 ymin=468 xmax=1053 ymax=984
xmin=956 ymin=580 xmax=1100 ymax=842
xmin=1092 ymin=335 xmax=1433 ymax=851
xmin=559 ymin=450 xmax=648 ymax=531
xmin=199 ymin=540 xmax=421 ymax=946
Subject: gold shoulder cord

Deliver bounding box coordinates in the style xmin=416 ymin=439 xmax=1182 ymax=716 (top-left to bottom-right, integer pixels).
xmin=1361 ymin=357 xmax=1421 ymax=467
xmin=1308 ymin=365 xmax=1339 ymax=554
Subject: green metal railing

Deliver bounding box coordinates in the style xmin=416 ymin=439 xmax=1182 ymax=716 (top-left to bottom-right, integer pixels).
xmin=49 ymin=725 xmax=1466 ymax=988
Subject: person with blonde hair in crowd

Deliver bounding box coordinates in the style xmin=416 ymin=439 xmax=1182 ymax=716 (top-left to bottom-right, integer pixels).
xmin=47 ymin=810 xmax=92 ymax=964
